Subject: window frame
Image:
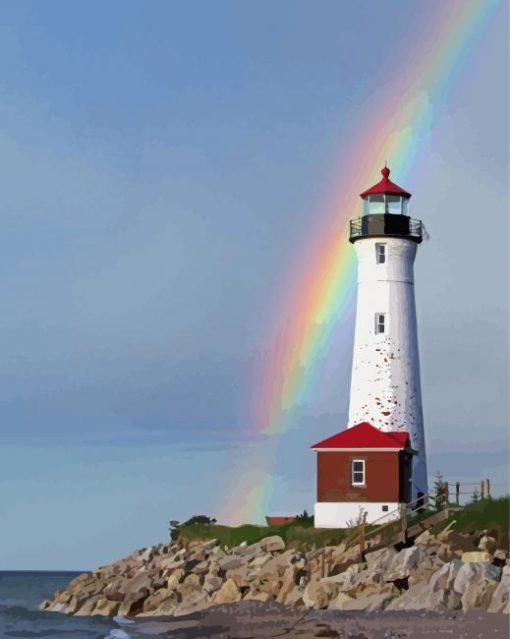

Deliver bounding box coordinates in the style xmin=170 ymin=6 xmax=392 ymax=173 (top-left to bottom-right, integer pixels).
xmin=375 ymin=313 xmax=386 ymax=334
xmin=376 ymin=243 xmax=386 ymax=264
xmin=351 ymin=459 xmax=365 ymax=486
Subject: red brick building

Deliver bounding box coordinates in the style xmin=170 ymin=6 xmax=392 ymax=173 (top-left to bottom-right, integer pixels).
xmin=311 ymin=422 xmax=414 ymax=527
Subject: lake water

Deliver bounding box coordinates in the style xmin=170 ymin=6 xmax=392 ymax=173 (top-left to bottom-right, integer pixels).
xmin=0 ymin=571 xmax=128 ymax=639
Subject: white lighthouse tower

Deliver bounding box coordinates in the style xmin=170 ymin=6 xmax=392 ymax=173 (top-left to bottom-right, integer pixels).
xmin=347 ymin=166 xmax=427 ymax=499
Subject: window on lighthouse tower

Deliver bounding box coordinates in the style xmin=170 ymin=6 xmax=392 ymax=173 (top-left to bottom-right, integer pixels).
xmin=375 ymin=313 xmax=386 ymax=334
xmin=376 ymin=243 xmax=386 ymax=264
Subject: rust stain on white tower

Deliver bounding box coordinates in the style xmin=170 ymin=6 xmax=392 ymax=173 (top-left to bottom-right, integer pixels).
xmin=348 ymin=167 xmax=427 ymax=498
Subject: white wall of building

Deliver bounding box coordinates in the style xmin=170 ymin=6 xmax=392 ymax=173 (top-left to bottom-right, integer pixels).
xmin=348 ymin=236 xmax=427 ymax=497
xmin=314 ymin=501 xmax=400 ymax=528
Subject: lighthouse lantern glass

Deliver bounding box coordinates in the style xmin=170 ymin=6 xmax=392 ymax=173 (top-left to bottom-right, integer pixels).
xmin=363 ymin=195 xmax=409 ymax=216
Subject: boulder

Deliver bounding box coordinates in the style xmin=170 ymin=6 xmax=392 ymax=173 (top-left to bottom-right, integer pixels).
xmin=276 ymin=566 xmax=298 ymax=604
xmin=249 ymin=554 xmax=272 ymax=568
xmin=461 ymin=551 xmax=491 ymax=563
xmin=212 ymin=578 xmax=242 ymax=604
xmin=142 ymin=588 xmax=178 ymax=612
xmin=329 ymin=592 xmax=355 ymax=610
xmin=454 ymin=561 xmax=500 ymax=597
xmin=384 ymin=546 xmax=441 ymax=583
xmin=303 ymin=581 xmax=339 ymax=609
xmin=488 ymin=581 xmax=510 ymax=614
xmin=219 ymin=556 xmax=243 ymax=571
xmin=477 ymin=534 xmax=496 ymax=551
xmin=117 ymin=588 xmax=151 ymax=616
xmin=93 ymin=598 xmax=120 ymax=616
xmin=332 ymin=585 xmax=397 ymax=611
xmin=74 ymin=596 xmax=103 ymax=616
xmin=166 ymin=568 xmax=185 ymax=590
xmin=461 ymin=579 xmax=499 ymax=612
xmin=173 ymin=591 xmax=210 ymax=617
xmin=244 ymin=590 xmax=271 ymax=602
xmin=203 ymin=574 xmax=223 ymax=594
xmin=259 ymin=535 xmax=285 ymax=552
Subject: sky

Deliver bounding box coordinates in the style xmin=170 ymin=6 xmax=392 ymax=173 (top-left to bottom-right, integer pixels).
xmin=0 ymin=1 xmax=508 ymax=570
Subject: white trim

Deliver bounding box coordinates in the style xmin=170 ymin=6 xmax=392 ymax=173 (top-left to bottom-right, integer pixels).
xmin=312 ymin=447 xmax=403 ymax=452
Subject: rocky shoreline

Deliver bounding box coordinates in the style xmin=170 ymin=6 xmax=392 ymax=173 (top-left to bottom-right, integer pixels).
xmin=41 ymin=528 xmax=510 ymax=619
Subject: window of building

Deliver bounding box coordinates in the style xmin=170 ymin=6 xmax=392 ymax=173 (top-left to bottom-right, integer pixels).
xmin=382 ymin=505 xmax=389 ymax=512
xmin=351 ymin=459 xmax=365 ymax=485
xmin=375 ymin=313 xmax=386 ymax=334
xmin=376 ymin=243 xmax=386 ymax=264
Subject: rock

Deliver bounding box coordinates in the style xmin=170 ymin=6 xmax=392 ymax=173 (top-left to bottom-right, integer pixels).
xmin=203 ymin=575 xmax=223 ymax=594
xmin=454 ymin=561 xmax=500 ymax=597
xmin=461 ymin=579 xmax=498 ymax=612
xmin=117 ymin=588 xmax=150 ymax=616
xmin=303 ymin=581 xmax=339 ymax=609
xmin=219 ymin=556 xmax=243 ymax=571
xmin=276 ymin=566 xmax=298 ymax=604
xmin=386 ymin=560 xmax=462 ymax=612
xmin=259 ymin=535 xmax=285 ymax=552
xmin=74 ymin=596 xmax=103 ymax=616
xmin=142 ymin=588 xmax=178 ymax=612
xmin=93 ymin=598 xmax=120 ymax=616
xmin=212 ymin=578 xmax=242 ymax=604
xmin=366 ymin=547 xmax=398 ymax=572
xmin=461 ymin=551 xmax=491 ymax=563
xmin=488 ymin=581 xmax=510 ymax=614
xmin=477 ymin=534 xmax=496 ymax=551
xmin=249 ymin=554 xmax=272 ymax=568
xmin=173 ymin=591 xmax=210 ymax=617
xmin=166 ymin=568 xmax=185 ymax=589
xmin=244 ymin=590 xmax=271 ymax=602
xmin=191 ymin=560 xmax=210 ymax=575
xmin=328 ymin=592 xmax=355 ymax=610
xmin=493 ymin=549 xmax=508 ymax=567
xmin=332 ymin=586 xmax=397 ymax=611
xmin=384 ymin=546 xmax=439 ymax=582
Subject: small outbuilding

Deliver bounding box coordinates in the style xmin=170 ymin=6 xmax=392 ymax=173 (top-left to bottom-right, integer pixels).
xmin=311 ymin=422 xmax=414 ymax=528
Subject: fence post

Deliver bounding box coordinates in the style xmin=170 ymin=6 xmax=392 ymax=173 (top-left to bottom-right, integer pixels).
xmin=486 ymin=478 xmax=491 ymax=500
xmin=480 ymin=479 xmax=485 ymax=500
xmin=320 ymin=549 xmax=325 ymax=578
xmin=359 ymin=522 xmax=365 ymax=560
xmin=444 ymin=481 xmax=449 ymax=507
xmin=400 ymin=503 xmax=407 ymax=543
xmin=455 ymin=481 xmax=460 ymax=506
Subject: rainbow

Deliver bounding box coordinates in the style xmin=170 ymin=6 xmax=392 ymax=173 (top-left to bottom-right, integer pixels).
xmin=218 ymin=0 xmax=500 ymax=525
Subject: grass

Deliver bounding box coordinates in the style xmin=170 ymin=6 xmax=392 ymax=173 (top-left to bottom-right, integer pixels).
xmin=172 ymin=497 xmax=509 ymax=551
xmin=444 ymin=496 xmax=509 ymax=530
xmin=173 ymin=520 xmax=348 ymax=550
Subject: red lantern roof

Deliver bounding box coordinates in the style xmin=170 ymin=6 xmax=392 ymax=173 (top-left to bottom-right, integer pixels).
xmin=360 ymin=167 xmax=411 ymax=199
xmin=311 ymin=422 xmax=410 ymax=450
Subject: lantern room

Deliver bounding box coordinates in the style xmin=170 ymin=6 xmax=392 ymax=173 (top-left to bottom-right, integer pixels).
xmin=360 ymin=166 xmax=411 ymax=216
xmin=350 ymin=166 xmax=422 ymax=244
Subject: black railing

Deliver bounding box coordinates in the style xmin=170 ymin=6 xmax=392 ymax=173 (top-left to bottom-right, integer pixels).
xmin=349 ymin=214 xmax=423 ymax=243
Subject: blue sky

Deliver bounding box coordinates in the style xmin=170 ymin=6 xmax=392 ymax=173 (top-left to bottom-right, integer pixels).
xmin=0 ymin=1 xmax=508 ymax=570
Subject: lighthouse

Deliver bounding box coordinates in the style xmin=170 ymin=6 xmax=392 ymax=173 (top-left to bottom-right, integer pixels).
xmin=347 ymin=167 xmax=427 ymax=499
xmin=311 ymin=167 xmax=427 ymax=528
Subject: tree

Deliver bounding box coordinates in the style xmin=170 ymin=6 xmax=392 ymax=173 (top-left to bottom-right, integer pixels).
xmin=433 ymin=471 xmax=448 ymax=510
xmin=295 ymin=509 xmax=314 ymax=525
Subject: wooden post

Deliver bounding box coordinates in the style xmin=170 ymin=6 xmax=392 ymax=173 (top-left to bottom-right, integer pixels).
xmin=359 ymin=522 xmax=365 ymax=560
xmin=486 ymin=478 xmax=491 ymax=500
xmin=480 ymin=479 xmax=485 ymax=500
xmin=400 ymin=503 xmax=407 ymax=542
xmin=320 ymin=549 xmax=325 ymax=578
xmin=444 ymin=481 xmax=449 ymax=507
xmin=455 ymin=481 xmax=460 ymax=506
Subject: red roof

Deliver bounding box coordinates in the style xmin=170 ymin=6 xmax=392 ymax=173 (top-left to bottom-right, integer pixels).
xmin=265 ymin=516 xmax=296 ymax=527
xmin=311 ymin=422 xmax=410 ymax=450
xmin=360 ymin=166 xmax=411 ymax=199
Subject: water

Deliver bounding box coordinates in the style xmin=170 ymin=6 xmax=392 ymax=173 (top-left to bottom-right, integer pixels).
xmin=0 ymin=572 xmax=125 ymax=639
